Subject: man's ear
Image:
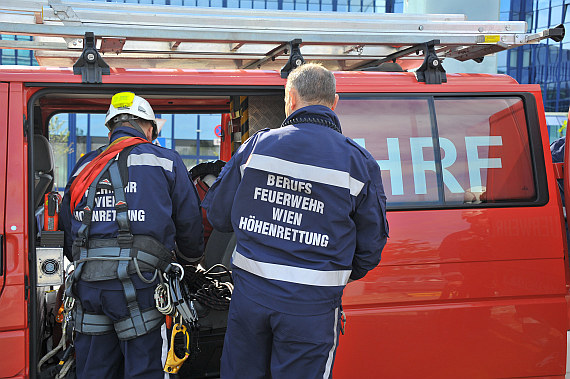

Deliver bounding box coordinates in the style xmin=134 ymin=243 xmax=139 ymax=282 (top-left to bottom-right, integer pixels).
xmin=289 ymin=87 xmax=299 ymax=111
xmin=330 ymin=94 xmax=339 ymax=111
xmin=145 ymin=125 xmax=154 ymax=142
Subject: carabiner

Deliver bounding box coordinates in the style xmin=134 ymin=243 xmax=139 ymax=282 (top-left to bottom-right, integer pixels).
xmin=169 ymin=262 xmax=185 ymax=281
xmin=63 ymin=296 xmax=76 ymax=312
xmin=163 ymin=322 xmax=190 ymax=374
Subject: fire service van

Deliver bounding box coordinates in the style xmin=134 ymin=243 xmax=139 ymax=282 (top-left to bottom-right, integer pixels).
xmin=0 ymin=1 xmax=569 ymax=378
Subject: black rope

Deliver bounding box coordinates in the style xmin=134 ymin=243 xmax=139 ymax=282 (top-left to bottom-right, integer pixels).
xmin=182 ymin=265 xmax=233 ymax=311
xmin=281 ymin=116 xmax=342 ymax=133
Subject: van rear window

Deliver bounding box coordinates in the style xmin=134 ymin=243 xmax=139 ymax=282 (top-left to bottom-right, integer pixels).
xmin=336 ymin=96 xmax=537 ymax=209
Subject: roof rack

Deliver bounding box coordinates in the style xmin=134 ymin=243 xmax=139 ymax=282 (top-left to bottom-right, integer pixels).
xmin=0 ymin=0 xmax=564 ymax=72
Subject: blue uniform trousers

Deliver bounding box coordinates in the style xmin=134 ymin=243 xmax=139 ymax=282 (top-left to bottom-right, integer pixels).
xmin=74 ymin=280 xmax=166 ymax=379
xmin=221 ymin=287 xmax=342 ymax=379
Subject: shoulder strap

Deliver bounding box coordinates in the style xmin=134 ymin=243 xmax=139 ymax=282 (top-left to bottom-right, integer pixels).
xmin=117 ymin=144 xmax=139 ymax=188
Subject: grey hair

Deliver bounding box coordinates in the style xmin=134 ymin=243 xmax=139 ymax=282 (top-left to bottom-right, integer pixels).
xmin=286 ymin=63 xmax=336 ymax=107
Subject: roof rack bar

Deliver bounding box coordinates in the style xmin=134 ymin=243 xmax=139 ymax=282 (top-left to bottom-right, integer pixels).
xmin=241 ymin=42 xmax=289 ymax=70
xmin=355 ymin=39 xmax=441 ymax=71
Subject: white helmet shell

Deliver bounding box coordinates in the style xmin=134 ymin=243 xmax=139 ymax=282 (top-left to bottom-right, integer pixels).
xmin=105 ymin=92 xmax=159 ymax=129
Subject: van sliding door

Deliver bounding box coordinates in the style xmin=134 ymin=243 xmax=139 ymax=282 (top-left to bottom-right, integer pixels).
xmin=0 ymin=82 xmax=27 ymax=379
xmin=333 ymin=94 xmax=562 ymax=378
xmin=0 ymin=83 xmax=7 ymax=297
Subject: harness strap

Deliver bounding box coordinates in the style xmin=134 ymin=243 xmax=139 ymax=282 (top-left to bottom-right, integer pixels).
xmin=74 ymin=302 xmax=164 ymax=340
xmin=109 ymin=157 xmax=133 ymax=247
xmin=74 ymin=303 xmax=114 ymax=335
xmin=115 ymin=307 xmax=164 ymax=340
xmin=75 ymin=246 xmax=170 ymax=272
xmin=109 ymin=160 xmax=148 ymax=336
xmin=66 ymin=159 xmax=115 ymax=299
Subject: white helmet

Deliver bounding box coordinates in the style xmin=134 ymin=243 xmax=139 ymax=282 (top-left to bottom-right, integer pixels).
xmin=105 ymin=92 xmax=165 ymax=140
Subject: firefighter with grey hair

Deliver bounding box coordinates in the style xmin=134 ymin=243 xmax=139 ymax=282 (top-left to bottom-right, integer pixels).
xmin=203 ymin=63 xmax=388 ymax=378
xmin=60 ymin=92 xmax=204 ymax=378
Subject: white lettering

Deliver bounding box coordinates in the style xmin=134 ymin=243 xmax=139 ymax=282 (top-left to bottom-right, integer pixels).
xmin=272 ymin=207 xmax=284 ymax=221
xmin=125 ymin=181 xmax=137 ymax=193
xmin=237 ymin=216 xmax=329 ymax=247
xmin=377 ymin=137 xmax=404 ymax=196
xmin=465 ymin=136 xmax=503 ymax=190
xmin=265 ymin=174 xmax=312 ymax=194
xmin=410 ymin=137 xmax=464 ymax=195
xmin=255 ymin=189 xmax=324 ymax=214
xmin=267 ymin=174 xmax=275 ymax=186
xmin=283 ymin=193 xmax=291 ymax=207
xmin=410 ymin=137 xmax=436 ymax=195
xmin=357 ymin=135 xmax=506 ymax=197
xmin=439 ymin=138 xmax=463 ymax=194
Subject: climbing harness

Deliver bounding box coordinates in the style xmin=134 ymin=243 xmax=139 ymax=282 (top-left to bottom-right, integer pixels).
xmin=66 ymin=144 xmax=173 ymax=340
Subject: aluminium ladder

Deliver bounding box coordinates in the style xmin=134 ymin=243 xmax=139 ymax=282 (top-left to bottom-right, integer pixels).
xmin=0 ymin=0 xmax=564 ymax=71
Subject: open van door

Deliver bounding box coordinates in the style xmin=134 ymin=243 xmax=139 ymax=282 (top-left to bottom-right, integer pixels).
xmin=0 ymin=83 xmax=7 ymax=303
xmin=0 ymin=82 xmax=27 ymax=378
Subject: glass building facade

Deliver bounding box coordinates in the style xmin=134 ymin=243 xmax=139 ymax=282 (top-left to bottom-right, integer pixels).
xmin=0 ymin=35 xmax=37 ymax=66
xmin=498 ymin=0 xmax=570 ymax=140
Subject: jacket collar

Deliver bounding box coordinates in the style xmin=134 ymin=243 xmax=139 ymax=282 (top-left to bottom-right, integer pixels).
xmin=282 ymin=105 xmax=342 ymax=133
xmin=110 ymin=126 xmax=148 ymax=143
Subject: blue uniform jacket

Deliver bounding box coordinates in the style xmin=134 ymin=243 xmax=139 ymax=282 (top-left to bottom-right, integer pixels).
xmin=60 ymin=127 xmax=204 ymax=265
xmin=202 ymin=105 xmax=388 ymax=315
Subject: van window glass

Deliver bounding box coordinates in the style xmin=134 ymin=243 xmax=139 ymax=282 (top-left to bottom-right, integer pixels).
xmin=336 ymin=98 xmax=440 ymax=206
xmin=336 ymin=96 xmax=536 ymax=208
xmin=49 ymin=113 xmax=221 ymax=191
xmin=434 ymin=97 xmax=536 ymax=205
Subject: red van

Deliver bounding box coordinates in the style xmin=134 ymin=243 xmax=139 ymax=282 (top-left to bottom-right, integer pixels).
xmin=0 ymin=28 xmax=570 ymax=378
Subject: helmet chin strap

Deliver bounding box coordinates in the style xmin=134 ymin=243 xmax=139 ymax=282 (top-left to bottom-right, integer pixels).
xmin=110 ymin=114 xmax=156 ymax=141
xmin=127 ymin=118 xmax=151 ymax=141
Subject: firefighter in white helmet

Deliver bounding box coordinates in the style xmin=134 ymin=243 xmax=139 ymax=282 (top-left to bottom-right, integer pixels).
xmin=60 ymin=92 xmax=204 ymax=378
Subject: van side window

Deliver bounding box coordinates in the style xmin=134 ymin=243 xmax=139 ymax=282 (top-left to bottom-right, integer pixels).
xmin=336 ymin=96 xmax=537 ymax=208
xmin=48 ymin=113 xmax=221 ymax=191
xmin=434 ymin=97 xmax=535 ymax=205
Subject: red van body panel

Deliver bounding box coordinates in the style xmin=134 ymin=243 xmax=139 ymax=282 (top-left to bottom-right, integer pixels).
xmin=0 ymin=82 xmax=28 ymax=378
xmin=0 ymin=67 xmax=567 ymax=378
